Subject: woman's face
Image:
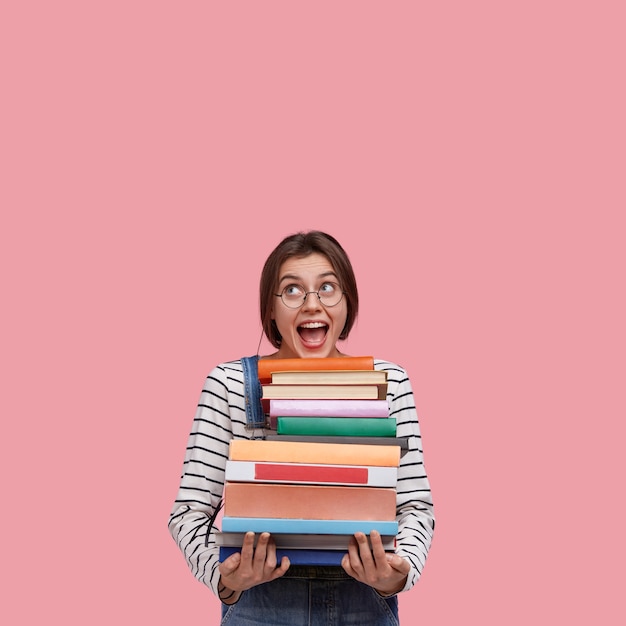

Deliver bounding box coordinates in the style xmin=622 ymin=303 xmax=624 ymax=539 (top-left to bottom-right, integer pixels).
xmin=272 ymin=252 xmax=348 ymax=359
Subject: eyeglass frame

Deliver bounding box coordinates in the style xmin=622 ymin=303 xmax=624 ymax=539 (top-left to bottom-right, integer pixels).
xmin=274 ymin=282 xmax=346 ymax=309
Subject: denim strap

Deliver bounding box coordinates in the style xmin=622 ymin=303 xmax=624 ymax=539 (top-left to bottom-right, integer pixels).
xmin=241 ymin=355 xmax=266 ymax=429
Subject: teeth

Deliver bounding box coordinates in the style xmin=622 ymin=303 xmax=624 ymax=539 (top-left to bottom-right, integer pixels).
xmin=299 ymin=322 xmax=327 ymax=329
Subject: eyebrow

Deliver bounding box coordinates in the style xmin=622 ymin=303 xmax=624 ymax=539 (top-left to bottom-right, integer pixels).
xmin=278 ymin=271 xmax=338 ymax=285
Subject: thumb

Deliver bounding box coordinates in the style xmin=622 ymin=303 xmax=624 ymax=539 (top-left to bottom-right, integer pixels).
xmin=386 ymin=553 xmax=409 ymax=574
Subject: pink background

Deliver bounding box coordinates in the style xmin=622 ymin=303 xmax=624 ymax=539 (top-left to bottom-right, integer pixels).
xmin=2 ymin=2 xmax=624 ymax=624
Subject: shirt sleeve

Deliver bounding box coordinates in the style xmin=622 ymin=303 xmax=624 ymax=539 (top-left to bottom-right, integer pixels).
xmin=168 ymin=363 xmax=238 ymax=597
xmin=377 ymin=360 xmax=435 ymax=593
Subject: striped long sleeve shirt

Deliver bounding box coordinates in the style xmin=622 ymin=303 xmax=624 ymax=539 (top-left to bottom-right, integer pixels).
xmin=168 ymin=358 xmax=435 ymax=597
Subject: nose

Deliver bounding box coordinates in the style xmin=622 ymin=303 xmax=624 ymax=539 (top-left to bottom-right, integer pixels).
xmin=301 ymin=291 xmax=322 ymax=311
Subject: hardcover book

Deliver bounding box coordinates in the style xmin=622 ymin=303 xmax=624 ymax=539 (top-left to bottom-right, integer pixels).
xmin=270 ymin=369 xmax=388 ymax=385
xmin=218 ymin=547 xmax=358 ymax=566
xmin=228 ymin=439 xmax=401 ymax=467
xmin=220 ymin=517 xmax=399 ymax=536
xmin=261 ymin=383 xmax=387 ymax=401
xmin=257 ymin=356 xmax=374 ymax=384
xmin=275 ymin=416 xmax=397 ymax=438
xmin=264 ymin=434 xmax=410 ymax=454
xmin=269 ymin=399 xmax=390 ymax=419
xmin=225 ymin=460 xmax=398 ymax=487
xmin=223 ymin=482 xmax=397 ymax=520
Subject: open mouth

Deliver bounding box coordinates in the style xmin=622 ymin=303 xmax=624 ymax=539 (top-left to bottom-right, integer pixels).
xmin=297 ymin=322 xmax=328 ymax=344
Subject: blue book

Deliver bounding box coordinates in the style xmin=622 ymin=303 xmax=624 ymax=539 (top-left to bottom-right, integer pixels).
xmin=220 ymin=517 xmax=399 ymax=536
xmin=219 ymin=546 xmax=348 ymax=566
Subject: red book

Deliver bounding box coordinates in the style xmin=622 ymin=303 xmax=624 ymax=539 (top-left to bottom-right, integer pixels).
xmin=225 ymin=460 xmax=398 ymax=487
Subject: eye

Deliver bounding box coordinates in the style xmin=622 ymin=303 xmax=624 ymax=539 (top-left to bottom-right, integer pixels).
xmin=283 ymin=284 xmax=305 ymax=297
xmin=318 ymin=282 xmax=337 ymax=294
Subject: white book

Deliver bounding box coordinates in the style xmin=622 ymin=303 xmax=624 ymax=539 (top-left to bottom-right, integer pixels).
xmin=225 ymin=459 xmax=398 ymax=487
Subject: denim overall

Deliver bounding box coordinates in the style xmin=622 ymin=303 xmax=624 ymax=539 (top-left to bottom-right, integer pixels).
xmin=220 ymin=356 xmax=400 ymax=626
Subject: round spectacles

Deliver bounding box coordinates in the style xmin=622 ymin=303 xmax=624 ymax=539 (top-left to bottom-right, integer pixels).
xmin=275 ymin=282 xmax=345 ymax=309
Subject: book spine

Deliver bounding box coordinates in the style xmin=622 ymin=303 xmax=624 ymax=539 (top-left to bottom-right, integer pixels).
xmin=220 ymin=517 xmax=399 ymax=535
xmin=223 ymin=483 xmax=397 ymax=520
xmin=224 ymin=460 xmax=398 ymax=487
xmin=229 ymin=440 xmax=401 ymax=467
xmin=276 ymin=416 xmax=397 ymax=437
xmin=269 ymin=399 xmax=389 ymax=419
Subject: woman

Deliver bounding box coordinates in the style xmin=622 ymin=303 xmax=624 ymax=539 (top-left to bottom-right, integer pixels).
xmin=169 ymin=231 xmax=434 ymax=625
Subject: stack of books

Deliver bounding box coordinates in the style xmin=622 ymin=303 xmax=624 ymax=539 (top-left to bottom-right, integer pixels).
xmin=217 ymin=356 xmax=403 ymax=566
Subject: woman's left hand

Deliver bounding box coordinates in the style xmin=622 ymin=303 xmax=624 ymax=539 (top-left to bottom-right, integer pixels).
xmin=341 ymin=530 xmax=409 ymax=596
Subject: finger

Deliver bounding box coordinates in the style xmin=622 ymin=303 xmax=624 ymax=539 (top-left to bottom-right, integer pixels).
xmin=347 ymin=534 xmax=363 ymax=564
xmin=251 ymin=532 xmax=271 ymax=567
xmin=260 ymin=533 xmax=278 ymax=569
xmin=218 ymin=551 xmax=242 ymax=576
xmin=342 ymin=536 xmax=360 ymax=576
xmin=252 ymin=533 xmax=285 ymax=577
xmin=369 ymin=530 xmax=390 ymax=568
xmin=239 ymin=531 xmax=256 ymax=563
xmin=268 ymin=556 xmax=291 ymax=580
xmin=354 ymin=532 xmax=376 ymax=569
xmin=341 ymin=552 xmax=353 ymax=575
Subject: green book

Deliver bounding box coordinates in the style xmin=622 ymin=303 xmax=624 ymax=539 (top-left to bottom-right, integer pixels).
xmin=275 ymin=416 xmax=397 ymax=437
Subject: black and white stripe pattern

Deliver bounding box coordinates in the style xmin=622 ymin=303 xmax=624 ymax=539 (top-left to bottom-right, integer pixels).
xmin=168 ymin=358 xmax=435 ymax=596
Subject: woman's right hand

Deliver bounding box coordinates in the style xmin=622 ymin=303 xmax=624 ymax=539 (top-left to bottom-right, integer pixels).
xmin=217 ymin=532 xmax=290 ymax=604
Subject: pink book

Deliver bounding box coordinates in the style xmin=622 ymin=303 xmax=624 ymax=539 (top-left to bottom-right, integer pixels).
xmin=269 ymin=399 xmax=389 ymax=418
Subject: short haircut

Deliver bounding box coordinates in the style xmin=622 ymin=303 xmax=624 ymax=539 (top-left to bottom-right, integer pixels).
xmin=259 ymin=230 xmax=359 ymax=349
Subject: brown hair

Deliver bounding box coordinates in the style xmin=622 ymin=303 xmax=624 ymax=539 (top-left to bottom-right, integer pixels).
xmin=260 ymin=231 xmax=359 ymax=348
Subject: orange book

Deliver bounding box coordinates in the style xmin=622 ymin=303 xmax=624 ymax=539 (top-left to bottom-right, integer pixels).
xmin=223 ymin=483 xmax=397 ymax=520
xmin=229 ymin=439 xmax=401 ymax=467
xmin=257 ymin=356 xmax=374 ymax=385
